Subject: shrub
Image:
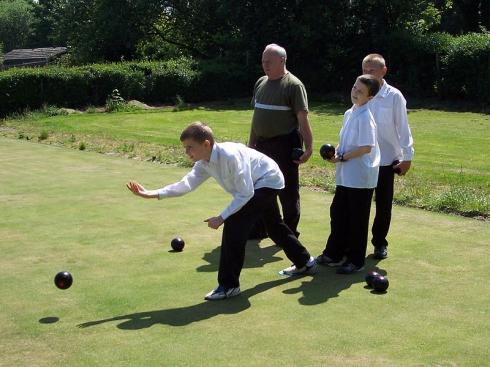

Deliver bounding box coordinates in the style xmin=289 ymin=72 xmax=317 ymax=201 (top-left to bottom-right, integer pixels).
xmin=0 ymin=57 xmax=256 ymax=117
xmin=40 ymin=104 xmax=69 ymax=117
xmin=187 ymin=60 xmax=256 ymax=101
xmin=105 ymin=88 xmax=126 ymax=112
xmin=1 ymin=34 xmax=487 ymax=117
xmin=172 ymin=94 xmax=187 ymax=111
xmin=384 ymin=31 xmax=490 ymax=104
xmin=38 ymin=130 xmax=48 ymax=141
xmin=439 ymin=32 xmax=490 ymax=103
xmin=0 ymin=58 xmax=197 ymax=117
xmin=381 ymin=31 xmax=448 ymax=97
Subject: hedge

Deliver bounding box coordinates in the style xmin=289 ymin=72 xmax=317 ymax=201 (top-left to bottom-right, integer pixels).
xmin=381 ymin=31 xmax=490 ymax=104
xmin=1 ymin=32 xmax=489 ymax=117
xmin=0 ymin=57 xmax=255 ymax=117
xmin=439 ymin=33 xmax=490 ymax=102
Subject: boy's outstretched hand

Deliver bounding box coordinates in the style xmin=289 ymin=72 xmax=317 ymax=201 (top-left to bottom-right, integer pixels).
xmin=126 ymin=181 xmax=158 ymax=199
xmin=204 ymin=216 xmax=224 ymax=229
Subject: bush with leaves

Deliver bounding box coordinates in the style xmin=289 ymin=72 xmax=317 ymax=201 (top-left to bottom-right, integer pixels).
xmin=0 ymin=58 xmax=195 ymax=116
xmin=105 ymin=89 xmax=126 ymax=112
xmin=383 ymin=31 xmax=490 ymax=105
xmin=439 ymin=32 xmax=490 ymax=104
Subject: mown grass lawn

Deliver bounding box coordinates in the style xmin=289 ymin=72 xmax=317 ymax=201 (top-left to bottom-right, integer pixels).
xmin=1 ymin=138 xmax=489 ymax=366
xmin=2 ymin=102 xmax=489 ymax=217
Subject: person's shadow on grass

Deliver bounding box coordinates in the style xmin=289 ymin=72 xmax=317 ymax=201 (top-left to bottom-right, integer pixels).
xmin=77 ymin=277 xmax=297 ymax=330
xmin=196 ymin=240 xmax=282 ymax=273
xmin=77 ymin=258 xmax=388 ymax=330
xmin=283 ymin=255 xmax=387 ymax=305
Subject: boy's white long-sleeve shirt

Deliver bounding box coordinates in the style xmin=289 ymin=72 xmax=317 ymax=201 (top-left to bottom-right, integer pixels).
xmin=368 ymin=80 xmax=414 ymax=166
xmin=157 ymin=142 xmax=285 ymax=220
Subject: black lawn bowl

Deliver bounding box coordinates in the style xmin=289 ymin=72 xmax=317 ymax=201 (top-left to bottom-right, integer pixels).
xmin=54 ymin=271 xmax=73 ymax=290
xmin=320 ymin=144 xmax=335 ymax=160
xmin=365 ymin=270 xmax=381 ymax=288
xmin=171 ymin=237 xmax=185 ymax=252
xmin=372 ymin=275 xmax=389 ymax=292
xmin=392 ymin=160 xmax=402 ymax=175
xmin=291 ymin=148 xmax=304 ymax=161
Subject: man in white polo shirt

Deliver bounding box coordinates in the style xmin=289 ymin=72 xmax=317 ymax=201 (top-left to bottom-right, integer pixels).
xmin=362 ymin=54 xmax=415 ymax=259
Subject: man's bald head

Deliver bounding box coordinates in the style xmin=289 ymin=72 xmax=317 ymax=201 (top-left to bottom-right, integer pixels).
xmin=262 ymin=44 xmax=287 ymax=80
xmin=263 ymin=44 xmax=287 ymax=60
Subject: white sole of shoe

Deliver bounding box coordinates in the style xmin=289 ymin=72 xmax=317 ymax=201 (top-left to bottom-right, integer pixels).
xmin=278 ymin=264 xmax=317 ymax=276
xmin=204 ymin=288 xmax=241 ymax=301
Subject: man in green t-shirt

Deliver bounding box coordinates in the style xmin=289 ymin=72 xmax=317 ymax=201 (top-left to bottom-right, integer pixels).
xmin=248 ymin=44 xmax=313 ymax=238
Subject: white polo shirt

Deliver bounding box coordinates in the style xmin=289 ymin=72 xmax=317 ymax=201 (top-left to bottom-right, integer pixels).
xmin=368 ymin=80 xmax=414 ymax=166
xmin=336 ymin=104 xmax=380 ymax=189
xmin=157 ymin=142 xmax=285 ymax=220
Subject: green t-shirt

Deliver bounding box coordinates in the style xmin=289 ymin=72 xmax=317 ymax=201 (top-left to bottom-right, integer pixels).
xmin=251 ymin=72 xmax=308 ymax=139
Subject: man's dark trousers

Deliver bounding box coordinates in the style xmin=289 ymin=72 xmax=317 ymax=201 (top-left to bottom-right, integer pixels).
xmin=251 ymin=130 xmax=302 ymax=238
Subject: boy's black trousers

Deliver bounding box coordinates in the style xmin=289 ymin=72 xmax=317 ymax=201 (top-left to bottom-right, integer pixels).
xmin=322 ymin=185 xmax=374 ymax=268
xmin=371 ymin=165 xmax=395 ymax=248
xmin=218 ymin=187 xmax=310 ymax=289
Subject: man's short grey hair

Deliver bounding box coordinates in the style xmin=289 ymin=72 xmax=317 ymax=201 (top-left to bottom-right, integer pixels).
xmin=264 ymin=44 xmax=287 ymax=60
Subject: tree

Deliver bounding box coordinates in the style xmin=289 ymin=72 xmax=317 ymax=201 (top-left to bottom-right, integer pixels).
xmin=52 ymin=0 xmax=168 ymax=63
xmin=30 ymin=0 xmax=69 ymax=47
xmin=440 ymin=0 xmax=489 ymax=33
xmin=0 ymin=0 xmax=34 ymax=51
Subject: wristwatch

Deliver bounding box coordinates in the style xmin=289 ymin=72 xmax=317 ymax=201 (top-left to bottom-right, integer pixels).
xmin=339 ymin=153 xmax=346 ymax=162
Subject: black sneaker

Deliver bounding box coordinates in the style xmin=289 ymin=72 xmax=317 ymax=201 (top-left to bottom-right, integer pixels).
xmin=336 ymin=262 xmax=364 ymax=274
xmin=315 ymin=254 xmax=345 ymax=267
xmin=373 ymin=246 xmax=388 ymax=259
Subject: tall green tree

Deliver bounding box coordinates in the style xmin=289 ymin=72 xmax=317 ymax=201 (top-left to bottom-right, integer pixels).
xmin=56 ymin=0 xmax=167 ymax=62
xmin=441 ymin=0 xmax=489 ymax=33
xmin=0 ymin=0 xmax=34 ymax=51
xmin=30 ymin=0 xmax=69 ymax=47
